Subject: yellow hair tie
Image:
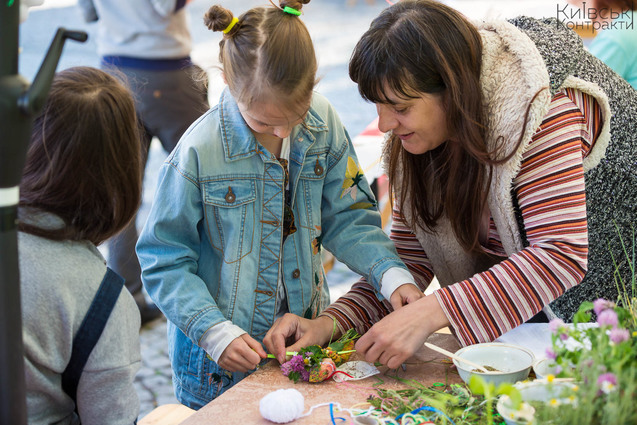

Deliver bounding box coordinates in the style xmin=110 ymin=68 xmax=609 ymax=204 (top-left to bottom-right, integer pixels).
xmin=223 ymin=17 xmax=239 ymax=34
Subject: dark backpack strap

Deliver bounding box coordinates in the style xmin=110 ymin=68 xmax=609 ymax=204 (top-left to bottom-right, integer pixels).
xmin=62 ymin=267 xmax=124 ymax=408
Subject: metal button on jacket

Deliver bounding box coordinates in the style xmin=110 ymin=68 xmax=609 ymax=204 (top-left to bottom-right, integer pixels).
xmin=225 ymin=187 xmax=236 ymax=203
xmin=292 ymin=269 xmax=300 ymax=278
xmin=314 ymin=158 xmax=324 ymax=176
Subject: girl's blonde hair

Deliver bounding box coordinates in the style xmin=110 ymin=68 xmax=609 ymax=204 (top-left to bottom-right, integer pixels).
xmin=204 ymin=1 xmax=316 ymax=113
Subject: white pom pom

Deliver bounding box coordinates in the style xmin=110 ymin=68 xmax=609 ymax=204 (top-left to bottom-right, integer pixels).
xmin=259 ymin=388 xmax=305 ymax=423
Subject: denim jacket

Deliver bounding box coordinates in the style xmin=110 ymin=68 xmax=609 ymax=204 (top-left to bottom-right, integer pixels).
xmin=137 ymin=88 xmax=407 ymax=407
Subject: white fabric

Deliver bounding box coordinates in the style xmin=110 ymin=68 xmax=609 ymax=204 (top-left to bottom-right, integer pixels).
xmin=200 ymin=321 xmax=247 ymax=363
xmin=380 ymin=267 xmax=418 ymax=301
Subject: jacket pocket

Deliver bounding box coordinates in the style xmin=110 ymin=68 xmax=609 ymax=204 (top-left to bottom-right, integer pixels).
xmin=202 ymin=179 xmax=256 ymax=263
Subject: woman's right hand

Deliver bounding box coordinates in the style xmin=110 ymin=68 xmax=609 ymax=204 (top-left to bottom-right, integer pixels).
xmin=355 ymin=294 xmax=450 ymax=369
xmin=218 ymin=334 xmax=266 ymax=372
xmin=263 ymin=314 xmax=336 ymax=363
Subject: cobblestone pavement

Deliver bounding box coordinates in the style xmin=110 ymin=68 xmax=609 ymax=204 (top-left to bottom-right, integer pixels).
xmin=17 ymin=0 xmax=566 ymax=420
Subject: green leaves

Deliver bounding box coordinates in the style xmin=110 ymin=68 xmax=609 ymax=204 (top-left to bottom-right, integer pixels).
xmin=468 ymin=375 xmax=522 ymax=425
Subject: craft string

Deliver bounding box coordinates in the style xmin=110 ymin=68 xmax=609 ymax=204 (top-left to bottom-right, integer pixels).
xmin=396 ymin=406 xmax=456 ymax=425
xmin=327 ymin=370 xmax=354 ymax=380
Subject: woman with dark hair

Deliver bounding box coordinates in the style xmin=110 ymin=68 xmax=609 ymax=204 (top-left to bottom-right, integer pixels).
xmin=19 ymin=66 xmax=142 ymax=424
xmin=264 ymin=0 xmax=637 ymax=369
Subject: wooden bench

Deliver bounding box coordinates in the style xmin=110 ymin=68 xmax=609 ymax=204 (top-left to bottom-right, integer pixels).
xmin=138 ymin=404 xmax=195 ymax=425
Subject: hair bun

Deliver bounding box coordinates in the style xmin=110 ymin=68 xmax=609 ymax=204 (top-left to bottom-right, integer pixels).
xmin=204 ymin=5 xmax=237 ymax=34
xmin=279 ymin=0 xmax=311 ymax=12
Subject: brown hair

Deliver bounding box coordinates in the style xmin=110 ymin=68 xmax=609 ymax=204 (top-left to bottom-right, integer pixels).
xmin=19 ymin=66 xmax=143 ymax=246
xmin=350 ymin=0 xmax=529 ymax=253
xmin=203 ymin=0 xmax=316 ymax=114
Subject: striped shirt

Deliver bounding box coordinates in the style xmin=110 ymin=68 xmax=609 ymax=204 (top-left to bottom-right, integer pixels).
xmin=323 ymin=88 xmax=602 ymax=346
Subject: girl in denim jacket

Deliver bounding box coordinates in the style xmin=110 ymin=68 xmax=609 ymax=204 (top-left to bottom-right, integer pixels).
xmin=136 ymin=0 xmax=415 ymax=409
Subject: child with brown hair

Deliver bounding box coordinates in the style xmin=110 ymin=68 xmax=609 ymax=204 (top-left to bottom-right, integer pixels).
xmin=137 ymin=0 xmax=415 ymax=408
xmin=19 ymin=66 xmax=142 ymax=424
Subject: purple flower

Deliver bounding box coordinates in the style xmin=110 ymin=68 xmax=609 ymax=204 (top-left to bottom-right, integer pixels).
xmin=597 ymin=373 xmax=616 ymax=385
xmin=597 ymin=309 xmax=618 ymax=328
xmin=549 ymin=318 xmax=565 ymax=334
xmin=559 ymin=332 xmax=569 ymax=341
xmin=281 ymin=355 xmax=310 ymax=381
xmin=593 ymin=299 xmax=615 ymax=316
xmin=609 ymin=328 xmax=630 ymax=344
xmin=545 ymin=348 xmax=557 ymax=360
xmin=597 ymin=373 xmax=617 ymax=394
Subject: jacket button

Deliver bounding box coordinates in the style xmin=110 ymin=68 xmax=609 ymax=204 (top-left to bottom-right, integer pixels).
xmin=225 ymin=187 xmax=236 ymax=203
xmin=314 ymin=158 xmax=323 ymax=176
xmin=292 ymin=269 xmax=300 ymax=278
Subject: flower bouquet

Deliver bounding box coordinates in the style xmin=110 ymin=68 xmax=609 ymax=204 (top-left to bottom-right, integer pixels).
xmin=280 ymin=328 xmax=360 ymax=383
xmin=495 ymin=226 xmax=637 ymax=424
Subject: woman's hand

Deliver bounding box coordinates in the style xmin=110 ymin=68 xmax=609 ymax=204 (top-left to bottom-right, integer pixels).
xmin=218 ymin=334 xmax=266 ymax=372
xmin=263 ymin=314 xmax=336 ymax=363
xmin=390 ymin=283 xmax=424 ymax=310
xmin=355 ymin=294 xmax=449 ymax=369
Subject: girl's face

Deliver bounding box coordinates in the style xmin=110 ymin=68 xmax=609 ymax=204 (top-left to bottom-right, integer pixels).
xmin=375 ymin=87 xmax=449 ymax=155
xmin=238 ymin=101 xmax=308 ymax=141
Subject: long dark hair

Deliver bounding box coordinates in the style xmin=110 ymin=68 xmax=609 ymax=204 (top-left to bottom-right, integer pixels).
xmin=19 ymin=66 xmax=142 ymax=246
xmin=350 ymin=0 xmax=514 ymax=253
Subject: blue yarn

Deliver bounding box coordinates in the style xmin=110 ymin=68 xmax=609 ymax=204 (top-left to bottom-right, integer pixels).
xmin=395 ymin=406 xmax=456 ymax=425
xmin=329 ymin=403 xmax=347 ymax=425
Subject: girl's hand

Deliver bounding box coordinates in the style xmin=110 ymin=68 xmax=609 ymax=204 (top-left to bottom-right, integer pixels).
xmin=355 ymin=294 xmax=449 ymax=369
xmin=218 ymin=334 xmax=266 ymax=372
xmin=389 ymin=283 xmax=424 ymax=311
xmin=263 ymin=314 xmax=335 ymax=364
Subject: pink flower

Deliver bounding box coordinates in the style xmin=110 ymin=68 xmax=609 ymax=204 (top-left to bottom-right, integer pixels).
xmin=597 ymin=309 xmax=618 ymax=328
xmin=593 ymin=298 xmax=615 ymax=316
xmin=609 ymin=328 xmax=630 ymax=344
xmin=546 ymin=348 xmax=557 ymax=360
xmin=597 ymin=373 xmax=617 ymax=394
xmin=281 ymin=355 xmax=310 ymax=382
xmin=549 ymin=318 xmax=565 ymax=334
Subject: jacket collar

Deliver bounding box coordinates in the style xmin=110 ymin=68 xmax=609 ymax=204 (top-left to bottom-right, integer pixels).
xmin=218 ymin=87 xmax=327 ymax=162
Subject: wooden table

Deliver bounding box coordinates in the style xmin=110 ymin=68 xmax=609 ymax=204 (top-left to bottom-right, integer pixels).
xmin=179 ymin=333 xmax=462 ymax=424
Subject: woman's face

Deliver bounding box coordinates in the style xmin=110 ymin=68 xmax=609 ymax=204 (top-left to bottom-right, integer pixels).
xmin=375 ymin=87 xmax=449 ymax=155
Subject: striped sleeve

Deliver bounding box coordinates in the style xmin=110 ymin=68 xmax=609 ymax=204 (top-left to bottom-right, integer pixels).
xmin=436 ymin=89 xmax=601 ymax=345
xmin=321 ymin=209 xmax=435 ymax=335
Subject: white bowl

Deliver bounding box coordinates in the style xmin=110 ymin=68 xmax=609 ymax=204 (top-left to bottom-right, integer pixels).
xmin=452 ymin=343 xmax=534 ymax=386
xmin=532 ymin=358 xmax=560 ymax=379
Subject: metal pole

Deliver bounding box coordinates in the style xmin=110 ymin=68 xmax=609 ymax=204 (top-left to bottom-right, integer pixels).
xmin=1 ymin=1 xmax=30 ymax=422
xmin=0 ymin=1 xmax=86 ymax=423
